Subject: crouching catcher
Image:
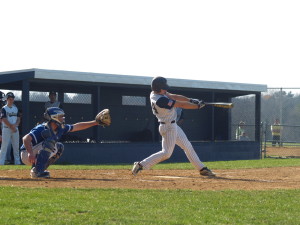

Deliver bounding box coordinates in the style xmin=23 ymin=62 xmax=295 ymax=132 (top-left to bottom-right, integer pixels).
xmin=20 ymin=107 xmax=111 ymax=178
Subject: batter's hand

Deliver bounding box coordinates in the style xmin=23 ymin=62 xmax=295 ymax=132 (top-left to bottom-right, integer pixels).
xmin=190 ymin=98 xmax=201 ymax=105
xmin=198 ymin=102 xmax=205 ymax=109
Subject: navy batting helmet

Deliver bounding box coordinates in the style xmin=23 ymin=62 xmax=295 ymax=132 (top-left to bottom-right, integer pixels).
xmin=151 ymin=76 xmax=169 ymax=92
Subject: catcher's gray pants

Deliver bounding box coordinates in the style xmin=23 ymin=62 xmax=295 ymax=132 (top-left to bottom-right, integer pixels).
xmin=0 ymin=127 xmax=21 ymax=165
xmin=140 ymin=123 xmax=205 ymax=170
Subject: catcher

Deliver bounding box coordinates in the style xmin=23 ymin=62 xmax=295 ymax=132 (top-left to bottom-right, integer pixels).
xmin=20 ymin=107 xmax=111 ymax=178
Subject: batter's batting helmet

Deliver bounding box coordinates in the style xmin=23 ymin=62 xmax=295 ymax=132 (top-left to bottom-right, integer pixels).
xmin=151 ymin=76 xmax=169 ymax=92
xmin=44 ymin=107 xmax=65 ymax=127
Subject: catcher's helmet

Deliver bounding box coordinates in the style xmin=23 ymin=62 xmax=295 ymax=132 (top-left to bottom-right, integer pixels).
xmin=151 ymin=76 xmax=169 ymax=92
xmin=44 ymin=107 xmax=65 ymax=127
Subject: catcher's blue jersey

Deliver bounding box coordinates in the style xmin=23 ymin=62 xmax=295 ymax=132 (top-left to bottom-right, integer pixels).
xmin=20 ymin=123 xmax=73 ymax=150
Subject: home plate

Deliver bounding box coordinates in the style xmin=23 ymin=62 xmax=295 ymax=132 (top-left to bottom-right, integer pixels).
xmin=154 ymin=176 xmax=186 ymax=179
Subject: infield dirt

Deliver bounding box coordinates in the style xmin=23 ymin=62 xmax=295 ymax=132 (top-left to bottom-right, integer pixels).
xmin=0 ymin=167 xmax=299 ymax=190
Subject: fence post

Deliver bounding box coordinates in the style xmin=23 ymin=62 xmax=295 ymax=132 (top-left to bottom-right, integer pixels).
xmin=263 ymin=122 xmax=267 ymax=158
xmin=255 ymin=93 xmax=261 ymax=141
xmin=21 ymin=80 xmax=30 ymax=136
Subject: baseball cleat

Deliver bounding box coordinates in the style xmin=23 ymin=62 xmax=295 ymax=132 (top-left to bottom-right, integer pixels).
xmin=30 ymin=167 xmax=51 ymax=178
xmin=200 ymin=167 xmax=216 ymax=177
xmin=132 ymin=162 xmax=143 ymax=176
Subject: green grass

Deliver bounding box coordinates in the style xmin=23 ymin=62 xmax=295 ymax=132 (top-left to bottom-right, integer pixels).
xmin=1 ymin=158 xmax=299 ymax=170
xmin=0 ymin=159 xmax=299 ymax=224
xmin=0 ymin=187 xmax=299 ymax=225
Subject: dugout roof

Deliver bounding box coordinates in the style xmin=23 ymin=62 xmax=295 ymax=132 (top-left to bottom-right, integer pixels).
xmin=0 ymin=68 xmax=267 ymax=94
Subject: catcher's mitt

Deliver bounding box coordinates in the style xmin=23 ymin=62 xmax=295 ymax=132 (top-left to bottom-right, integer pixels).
xmin=95 ymin=109 xmax=111 ymax=126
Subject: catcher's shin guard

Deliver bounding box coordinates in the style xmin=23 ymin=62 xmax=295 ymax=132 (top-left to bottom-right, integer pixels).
xmin=35 ymin=150 xmax=51 ymax=174
xmin=45 ymin=142 xmax=64 ymax=169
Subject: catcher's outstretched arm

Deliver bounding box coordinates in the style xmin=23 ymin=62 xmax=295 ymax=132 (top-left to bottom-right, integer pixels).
xmin=71 ymin=121 xmax=98 ymax=132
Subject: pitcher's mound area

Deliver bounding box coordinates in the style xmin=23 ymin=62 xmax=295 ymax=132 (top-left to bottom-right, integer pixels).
xmin=0 ymin=167 xmax=299 ymax=190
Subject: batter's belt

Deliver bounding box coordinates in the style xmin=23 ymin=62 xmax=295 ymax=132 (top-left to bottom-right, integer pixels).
xmin=159 ymin=120 xmax=176 ymax=124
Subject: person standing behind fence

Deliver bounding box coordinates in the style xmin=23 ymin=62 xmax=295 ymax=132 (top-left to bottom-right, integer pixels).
xmin=271 ymin=119 xmax=283 ymax=147
xmin=45 ymin=91 xmax=63 ymax=110
xmin=0 ymin=92 xmax=21 ymax=165
xmin=236 ymin=121 xmax=246 ymax=140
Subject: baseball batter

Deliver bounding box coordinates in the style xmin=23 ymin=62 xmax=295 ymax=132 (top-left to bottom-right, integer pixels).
xmin=132 ymin=77 xmax=215 ymax=176
xmin=0 ymin=92 xmax=21 ymax=165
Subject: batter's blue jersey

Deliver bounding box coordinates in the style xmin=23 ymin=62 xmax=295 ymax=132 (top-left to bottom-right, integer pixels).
xmin=20 ymin=123 xmax=73 ymax=150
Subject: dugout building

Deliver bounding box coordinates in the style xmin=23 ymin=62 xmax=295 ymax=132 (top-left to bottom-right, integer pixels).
xmin=0 ymin=69 xmax=267 ymax=164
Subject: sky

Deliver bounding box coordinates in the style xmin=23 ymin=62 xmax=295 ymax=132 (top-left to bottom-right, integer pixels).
xmin=1 ymin=0 xmax=299 ymax=88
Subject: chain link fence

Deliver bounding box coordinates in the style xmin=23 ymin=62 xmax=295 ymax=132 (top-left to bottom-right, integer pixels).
xmin=261 ymin=88 xmax=300 ymax=158
xmin=231 ymin=94 xmax=256 ymax=141
xmin=231 ymin=88 xmax=300 ymax=158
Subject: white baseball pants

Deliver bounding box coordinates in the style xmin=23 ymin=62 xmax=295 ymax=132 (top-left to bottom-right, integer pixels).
xmin=140 ymin=123 xmax=205 ymax=170
xmin=0 ymin=127 xmax=21 ymax=165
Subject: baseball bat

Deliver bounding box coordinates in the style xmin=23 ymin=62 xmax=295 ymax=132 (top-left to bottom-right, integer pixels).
xmin=203 ymin=102 xmax=234 ymax=109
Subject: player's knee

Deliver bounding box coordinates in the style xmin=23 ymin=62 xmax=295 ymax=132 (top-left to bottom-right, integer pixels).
xmin=181 ymin=143 xmax=193 ymax=151
xmin=56 ymin=142 xmax=64 ymax=156
xmin=161 ymin=151 xmax=172 ymax=160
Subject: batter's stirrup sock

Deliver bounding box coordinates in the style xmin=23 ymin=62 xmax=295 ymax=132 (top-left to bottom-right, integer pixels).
xmin=35 ymin=150 xmax=51 ymax=174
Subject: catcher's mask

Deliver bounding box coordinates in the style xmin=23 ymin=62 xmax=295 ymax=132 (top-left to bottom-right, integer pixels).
xmin=44 ymin=107 xmax=65 ymax=128
xmin=151 ymin=76 xmax=169 ymax=92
